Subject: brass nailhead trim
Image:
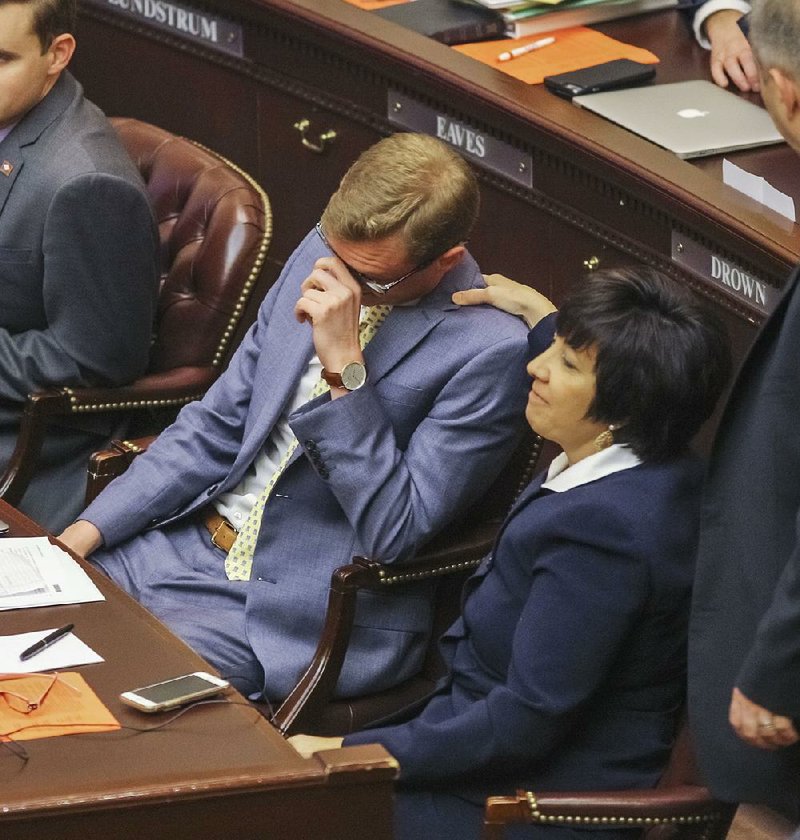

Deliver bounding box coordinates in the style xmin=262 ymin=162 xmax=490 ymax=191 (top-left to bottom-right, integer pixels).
xmin=378 ymin=557 xmax=482 ymax=586
xmin=64 ymin=386 xmax=205 ymax=413
xmin=525 ymin=791 xmax=723 ymax=826
xmin=187 ymin=140 xmax=273 ymax=368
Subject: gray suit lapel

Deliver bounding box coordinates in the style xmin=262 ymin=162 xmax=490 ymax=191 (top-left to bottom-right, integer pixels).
xmin=0 ymin=73 xmax=78 ymax=220
xmin=0 ymin=138 xmax=22 ymax=218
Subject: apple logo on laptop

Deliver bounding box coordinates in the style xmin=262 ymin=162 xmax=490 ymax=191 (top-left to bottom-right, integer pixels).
xmin=677 ymin=108 xmax=710 ymax=119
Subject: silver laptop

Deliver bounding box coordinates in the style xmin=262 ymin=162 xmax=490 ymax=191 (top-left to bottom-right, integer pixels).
xmin=573 ymin=80 xmax=785 ymax=159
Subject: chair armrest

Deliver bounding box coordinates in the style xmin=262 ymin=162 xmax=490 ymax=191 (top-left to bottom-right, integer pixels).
xmin=483 ymin=787 xmax=735 ymax=840
xmin=52 ymin=366 xmax=216 ymax=414
xmin=0 ymin=366 xmax=215 ymax=507
xmin=85 ymin=435 xmax=157 ymax=504
xmin=272 ymin=524 xmax=498 ymax=735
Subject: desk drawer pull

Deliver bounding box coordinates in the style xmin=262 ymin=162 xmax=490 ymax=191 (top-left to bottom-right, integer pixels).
xmin=293 ymin=119 xmax=337 ymax=154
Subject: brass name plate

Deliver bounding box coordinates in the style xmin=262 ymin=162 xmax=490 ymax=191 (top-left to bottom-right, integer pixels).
xmin=671 ymin=230 xmax=777 ymax=316
xmin=388 ymin=91 xmax=532 ymax=189
xmin=83 ymin=0 xmax=243 ymax=58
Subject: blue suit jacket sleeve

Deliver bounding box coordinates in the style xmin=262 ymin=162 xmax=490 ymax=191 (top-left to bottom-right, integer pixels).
xmin=80 ymin=240 xmax=295 ymax=547
xmin=345 ymin=513 xmax=649 ymax=782
xmin=288 ymin=326 xmax=530 ymax=563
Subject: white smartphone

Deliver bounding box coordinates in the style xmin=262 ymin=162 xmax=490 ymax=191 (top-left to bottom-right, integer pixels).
xmin=120 ymin=672 xmax=230 ymax=712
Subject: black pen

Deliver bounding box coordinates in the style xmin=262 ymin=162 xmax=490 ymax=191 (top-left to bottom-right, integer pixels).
xmin=19 ymin=624 xmax=75 ymax=661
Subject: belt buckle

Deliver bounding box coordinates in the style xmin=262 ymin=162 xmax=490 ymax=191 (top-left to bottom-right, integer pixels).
xmin=211 ymin=519 xmax=235 ymax=552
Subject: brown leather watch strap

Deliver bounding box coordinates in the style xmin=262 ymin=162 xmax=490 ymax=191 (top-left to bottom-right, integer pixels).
xmin=321 ymin=368 xmax=344 ymax=388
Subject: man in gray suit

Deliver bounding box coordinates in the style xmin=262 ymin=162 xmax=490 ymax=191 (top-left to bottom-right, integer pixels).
xmin=0 ymin=0 xmax=158 ymax=530
xmin=60 ymin=132 xmax=531 ymax=704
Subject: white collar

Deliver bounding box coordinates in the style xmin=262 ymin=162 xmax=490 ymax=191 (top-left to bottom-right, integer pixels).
xmin=542 ymin=444 xmax=642 ymax=493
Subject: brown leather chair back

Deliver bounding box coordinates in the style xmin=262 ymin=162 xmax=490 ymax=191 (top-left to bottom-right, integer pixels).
xmin=110 ymin=117 xmax=271 ymax=373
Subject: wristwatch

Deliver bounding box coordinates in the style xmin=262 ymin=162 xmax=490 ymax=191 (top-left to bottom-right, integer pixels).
xmin=322 ymin=361 xmax=367 ymax=391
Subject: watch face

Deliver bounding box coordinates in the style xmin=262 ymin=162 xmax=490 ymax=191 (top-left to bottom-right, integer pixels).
xmin=341 ymin=361 xmax=367 ymax=390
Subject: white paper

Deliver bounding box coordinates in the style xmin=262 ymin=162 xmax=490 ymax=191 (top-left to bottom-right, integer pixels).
xmin=723 ymin=158 xmax=796 ymax=222
xmin=0 ymin=537 xmax=104 ymax=610
xmin=0 ymin=628 xmax=104 ymax=673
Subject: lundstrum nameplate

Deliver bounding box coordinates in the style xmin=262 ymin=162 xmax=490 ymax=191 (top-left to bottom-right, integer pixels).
xmin=82 ymin=0 xmax=243 ymax=58
xmin=671 ymin=230 xmax=777 ymax=316
xmin=388 ymin=91 xmax=533 ymax=189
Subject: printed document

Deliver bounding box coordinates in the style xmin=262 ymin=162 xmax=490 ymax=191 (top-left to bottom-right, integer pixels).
xmin=0 ymin=537 xmax=104 ymax=610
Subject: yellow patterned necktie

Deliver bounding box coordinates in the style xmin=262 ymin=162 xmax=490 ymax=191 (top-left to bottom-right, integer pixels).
xmin=224 ymin=304 xmax=392 ymax=581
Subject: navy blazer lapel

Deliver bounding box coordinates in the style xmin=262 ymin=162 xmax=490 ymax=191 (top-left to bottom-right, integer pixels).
xmin=505 ymin=470 xmax=549 ymax=522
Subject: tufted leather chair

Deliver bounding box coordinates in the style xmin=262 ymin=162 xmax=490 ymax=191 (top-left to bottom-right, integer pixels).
xmin=481 ymin=715 xmax=736 ymax=840
xmin=0 ymin=118 xmax=272 ymax=506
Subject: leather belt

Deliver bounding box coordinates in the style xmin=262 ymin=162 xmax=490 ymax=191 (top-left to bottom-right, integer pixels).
xmin=201 ymin=507 xmax=238 ymax=553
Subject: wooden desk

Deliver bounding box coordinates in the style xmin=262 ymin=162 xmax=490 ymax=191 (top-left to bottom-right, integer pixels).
xmin=0 ymin=502 xmax=396 ymax=840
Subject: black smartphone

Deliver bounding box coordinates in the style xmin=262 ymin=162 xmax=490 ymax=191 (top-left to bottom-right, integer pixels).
xmin=544 ymin=59 xmax=656 ymax=100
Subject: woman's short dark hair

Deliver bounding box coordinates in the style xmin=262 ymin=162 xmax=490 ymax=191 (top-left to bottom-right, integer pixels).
xmin=556 ymin=267 xmax=731 ymax=461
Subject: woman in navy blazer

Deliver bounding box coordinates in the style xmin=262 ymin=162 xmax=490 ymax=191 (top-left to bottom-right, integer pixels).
xmin=290 ymin=268 xmax=731 ymax=840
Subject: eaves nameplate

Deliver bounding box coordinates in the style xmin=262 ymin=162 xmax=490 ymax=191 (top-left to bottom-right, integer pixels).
xmin=388 ymin=91 xmax=533 ymax=189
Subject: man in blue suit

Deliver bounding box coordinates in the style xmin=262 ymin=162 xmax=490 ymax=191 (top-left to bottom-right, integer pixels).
xmin=0 ymin=0 xmax=158 ymax=531
xmin=60 ymin=132 xmax=530 ymax=703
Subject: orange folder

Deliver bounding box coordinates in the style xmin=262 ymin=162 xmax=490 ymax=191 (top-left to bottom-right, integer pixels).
xmin=343 ymin=0 xmax=410 ymax=10
xmin=454 ymin=26 xmax=659 ymax=85
xmin=0 ymin=672 xmax=120 ymax=742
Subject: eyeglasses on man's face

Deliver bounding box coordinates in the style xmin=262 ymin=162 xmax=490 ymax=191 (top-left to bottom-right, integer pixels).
xmin=314 ymin=222 xmax=437 ymax=296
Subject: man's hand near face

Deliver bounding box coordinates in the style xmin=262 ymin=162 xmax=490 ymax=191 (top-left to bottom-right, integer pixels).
xmin=294 ymin=256 xmax=364 ymax=399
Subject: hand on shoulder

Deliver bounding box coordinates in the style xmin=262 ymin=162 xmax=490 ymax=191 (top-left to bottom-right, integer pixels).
xmin=453 ymin=273 xmax=556 ymax=328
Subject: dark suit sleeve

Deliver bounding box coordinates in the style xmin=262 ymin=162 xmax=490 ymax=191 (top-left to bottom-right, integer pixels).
xmin=344 ymin=525 xmax=649 ymax=782
xmin=736 ymin=511 xmax=800 ymax=718
xmin=528 ymin=311 xmax=556 ymax=358
xmin=0 ymin=171 xmax=156 ymax=402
